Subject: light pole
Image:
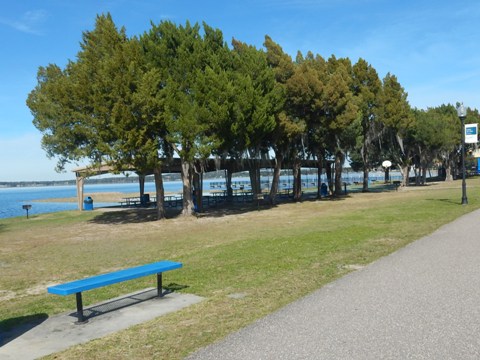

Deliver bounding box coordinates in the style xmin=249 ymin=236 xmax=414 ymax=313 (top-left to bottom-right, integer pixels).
xmin=457 ymin=103 xmax=468 ymax=205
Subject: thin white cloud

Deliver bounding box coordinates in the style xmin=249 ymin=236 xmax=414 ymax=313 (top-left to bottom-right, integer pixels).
xmin=0 ymin=9 xmax=48 ymax=35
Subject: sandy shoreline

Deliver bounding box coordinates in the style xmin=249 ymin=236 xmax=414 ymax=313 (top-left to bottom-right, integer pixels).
xmin=33 ymin=192 xmax=139 ymax=203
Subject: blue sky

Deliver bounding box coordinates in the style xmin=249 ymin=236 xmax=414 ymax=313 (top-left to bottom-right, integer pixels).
xmin=1 ymin=0 xmax=479 ymax=181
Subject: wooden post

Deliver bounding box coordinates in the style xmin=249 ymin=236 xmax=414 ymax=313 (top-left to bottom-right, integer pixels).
xmin=75 ymin=174 xmax=85 ymax=211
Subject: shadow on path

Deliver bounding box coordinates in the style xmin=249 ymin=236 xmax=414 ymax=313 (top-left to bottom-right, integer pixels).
xmin=73 ymin=285 xmax=188 ymax=322
xmin=0 ymin=314 xmax=48 ymax=347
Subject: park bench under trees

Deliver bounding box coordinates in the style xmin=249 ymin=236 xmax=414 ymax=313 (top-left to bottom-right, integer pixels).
xmin=47 ymin=260 xmax=182 ymax=323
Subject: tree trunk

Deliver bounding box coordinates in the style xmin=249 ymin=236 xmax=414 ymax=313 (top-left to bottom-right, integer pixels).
xmin=138 ymin=174 xmax=145 ymax=198
xmin=269 ymin=152 xmax=283 ymax=205
xmin=225 ymin=168 xmax=233 ymax=203
xmin=180 ymin=160 xmax=195 ymax=216
xmin=400 ymin=165 xmax=410 ymax=186
xmin=363 ymin=167 xmax=370 ymax=192
xmin=421 ymin=166 xmax=427 ymax=185
xmin=153 ymin=166 xmax=166 ymax=220
xmin=414 ymin=166 xmax=420 ymax=186
xmin=193 ymin=171 xmax=202 ymax=212
xmin=292 ymin=158 xmax=302 ymax=201
xmin=334 ymin=151 xmax=344 ymax=196
xmin=445 ymin=168 xmax=453 ymax=181
xmin=248 ymin=160 xmax=261 ymax=195
xmin=445 ymin=158 xmax=454 ymax=181
xmin=326 ymin=162 xmax=333 ymax=195
xmin=361 ymin=143 xmax=369 ymax=192
xmin=316 ymin=156 xmax=323 ymax=199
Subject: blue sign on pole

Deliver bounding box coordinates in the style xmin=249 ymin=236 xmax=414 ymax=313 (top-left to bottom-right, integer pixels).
xmin=466 ymin=127 xmax=477 ymax=135
xmin=465 ymin=123 xmax=478 ymax=144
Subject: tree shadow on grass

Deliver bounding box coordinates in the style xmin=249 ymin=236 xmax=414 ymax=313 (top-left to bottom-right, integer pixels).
xmin=425 ymin=198 xmax=460 ymax=206
xmin=90 ymin=208 xmax=160 ymax=224
xmin=90 ymin=193 xmax=350 ymax=224
xmin=91 ymin=203 xmax=272 ymax=224
xmin=90 ymin=193 xmax=351 ymax=224
xmin=0 ymin=313 xmax=48 ymax=346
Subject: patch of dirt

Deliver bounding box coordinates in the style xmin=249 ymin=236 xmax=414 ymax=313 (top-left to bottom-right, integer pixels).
xmin=0 ymin=282 xmax=60 ymax=302
xmin=342 ymin=264 xmax=365 ymax=271
xmin=0 ymin=290 xmax=16 ymax=302
xmin=227 ymin=293 xmax=248 ymax=299
xmin=25 ymin=282 xmax=59 ymax=296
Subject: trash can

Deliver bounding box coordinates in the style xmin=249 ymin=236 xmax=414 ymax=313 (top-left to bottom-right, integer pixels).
xmin=320 ymin=183 xmax=328 ymax=197
xmin=84 ymin=196 xmax=93 ymax=211
xmin=141 ymin=194 xmax=150 ymax=206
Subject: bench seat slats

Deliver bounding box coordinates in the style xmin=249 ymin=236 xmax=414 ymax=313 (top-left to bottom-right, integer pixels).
xmin=47 ymin=260 xmax=182 ymax=296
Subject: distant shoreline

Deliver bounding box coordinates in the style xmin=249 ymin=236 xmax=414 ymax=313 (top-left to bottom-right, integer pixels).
xmin=0 ymin=177 xmax=169 ymax=189
xmin=0 ymin=171 xmax=229 ymax=189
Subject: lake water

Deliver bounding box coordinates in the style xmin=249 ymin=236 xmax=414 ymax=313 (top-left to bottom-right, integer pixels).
xmin=0 ymin=182 xmax=184 ymax=219
xmin=0 ymin=171 xmax=402 ymax=219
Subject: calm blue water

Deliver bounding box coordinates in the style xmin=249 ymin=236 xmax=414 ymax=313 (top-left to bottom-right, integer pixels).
xmin=0 ymin=182 xmax=184 ymax=219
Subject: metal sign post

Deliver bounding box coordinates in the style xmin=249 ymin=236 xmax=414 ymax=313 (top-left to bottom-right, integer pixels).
xmin=22 ymin=204 xmax=32 ymax=219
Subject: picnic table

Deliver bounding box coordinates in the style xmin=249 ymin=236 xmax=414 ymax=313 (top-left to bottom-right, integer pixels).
xmin=120 ymin=197 xmax=141 ymax=207
xmin=210 ymin=190 xmax=227 ymax=204
xmin=278 ymin=187 xmax=293 ymax=197
xmin=164 ymin=194 xmax=182 ymax=207
xmin=234 ymin=189 xmax=253 ymax=202
xmin=120 ymin=195 xmax=157 ymax=207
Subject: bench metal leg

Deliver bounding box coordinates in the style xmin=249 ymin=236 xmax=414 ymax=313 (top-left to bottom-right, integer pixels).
xmin=157 ymin=273 xmax=163 ymax=297
xmin=75 ymin=292 xmax=87 ymax=324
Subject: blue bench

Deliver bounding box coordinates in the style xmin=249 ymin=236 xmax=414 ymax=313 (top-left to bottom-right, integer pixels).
xmin=47 ymin=260 xmax=182 ymax=323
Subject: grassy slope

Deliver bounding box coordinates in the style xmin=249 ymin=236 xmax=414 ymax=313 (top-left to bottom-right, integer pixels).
xmin=1 ymin=179 xmax=479 ymax=359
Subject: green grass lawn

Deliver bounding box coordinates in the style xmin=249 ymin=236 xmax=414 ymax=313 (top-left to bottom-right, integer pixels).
xmin=1 ymin=179 xmax=479 ymax=359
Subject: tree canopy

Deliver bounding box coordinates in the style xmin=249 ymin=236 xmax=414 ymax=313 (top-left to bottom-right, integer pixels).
xmin=27 ymin=13 xmax=480 ymax=219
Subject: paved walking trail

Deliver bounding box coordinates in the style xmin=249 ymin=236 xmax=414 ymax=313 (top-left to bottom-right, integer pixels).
xmin=187 ymin=209 xmax=480 ymax=359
